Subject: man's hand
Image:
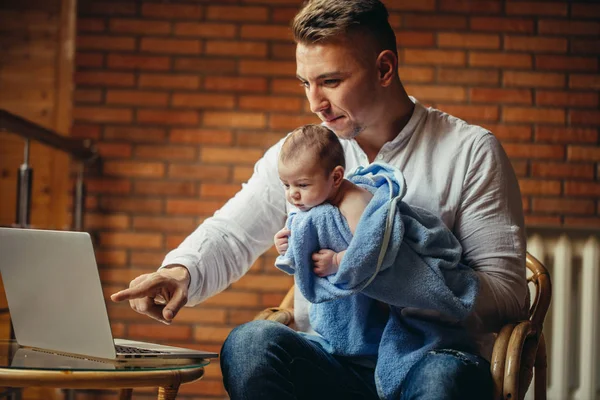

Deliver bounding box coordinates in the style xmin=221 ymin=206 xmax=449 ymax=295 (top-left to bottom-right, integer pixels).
xmin=274 ymin=228 xmax=291 ymax=255
xmin=312 ymin=249 xmax=339 ymax=277
xmin=110 ymin=265 xmax=190 ymax=325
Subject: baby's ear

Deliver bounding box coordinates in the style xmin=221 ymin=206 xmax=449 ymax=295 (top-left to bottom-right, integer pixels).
xmin=332 ymin=166 xmax=345 ymax=187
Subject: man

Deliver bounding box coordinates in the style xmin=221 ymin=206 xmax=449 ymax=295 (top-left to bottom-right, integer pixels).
xmin=111 ymin=0 xmax=527 ymax=398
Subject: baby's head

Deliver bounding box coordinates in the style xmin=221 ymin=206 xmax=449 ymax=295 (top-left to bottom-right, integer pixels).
xmin=278 ymin=124 xmax=345 ymax=211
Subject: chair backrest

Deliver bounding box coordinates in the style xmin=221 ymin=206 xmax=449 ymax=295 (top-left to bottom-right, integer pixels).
xmin=525 ymin=252 xmax=552 ymax=334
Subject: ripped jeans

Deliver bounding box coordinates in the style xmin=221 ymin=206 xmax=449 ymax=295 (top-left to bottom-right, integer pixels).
xmin=220 ymin=320 xmax=493 ymax=400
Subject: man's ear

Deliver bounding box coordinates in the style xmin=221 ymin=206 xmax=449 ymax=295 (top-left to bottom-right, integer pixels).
xmin=376 ymin=50 xmax=398 ymax=88
xmin=332 ymin=166 xmax=345 ymax=187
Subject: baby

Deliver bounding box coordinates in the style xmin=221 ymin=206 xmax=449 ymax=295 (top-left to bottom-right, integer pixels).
xmin=274 ymin=124 xmax=372 ymax=276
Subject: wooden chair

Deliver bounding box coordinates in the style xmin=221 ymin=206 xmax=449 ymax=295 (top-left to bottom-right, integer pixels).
xmin=254 ymin=252 xmax=552 ymax=400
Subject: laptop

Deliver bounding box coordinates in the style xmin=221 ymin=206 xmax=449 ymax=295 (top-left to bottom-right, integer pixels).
xmin=0 ymin=227 xmax=218 ymax=365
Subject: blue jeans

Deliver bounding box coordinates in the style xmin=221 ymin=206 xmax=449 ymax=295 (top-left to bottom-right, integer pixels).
xmin=221 ymin=320 xmax=493 ymax=400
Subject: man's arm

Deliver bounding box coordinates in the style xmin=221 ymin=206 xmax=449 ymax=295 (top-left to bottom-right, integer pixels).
xmin=455 ymin=133 xmax=528 ymax=333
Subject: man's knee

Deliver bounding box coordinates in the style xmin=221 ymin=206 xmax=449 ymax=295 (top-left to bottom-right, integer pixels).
xmin=222 ymin=320 xmax=292 ymax=356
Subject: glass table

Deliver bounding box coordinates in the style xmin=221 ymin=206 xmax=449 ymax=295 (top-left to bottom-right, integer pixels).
xmin=0 ymin=340 xmax=209 ymax=400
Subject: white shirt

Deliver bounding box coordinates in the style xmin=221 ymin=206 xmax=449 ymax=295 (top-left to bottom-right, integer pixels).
xmin=161 ymin=99 xmax=528 ymax=359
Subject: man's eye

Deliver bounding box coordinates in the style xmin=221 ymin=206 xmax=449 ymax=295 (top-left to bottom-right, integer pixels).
xmin=323 ymin=79 xmax=340 ymax=87
xmin=299 ymin=184 xmax=309 ymax=188
xmin=299 ymin=81 xmax=309 ymax=88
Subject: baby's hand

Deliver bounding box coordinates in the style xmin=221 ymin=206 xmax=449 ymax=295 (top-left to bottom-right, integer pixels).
xmin=312 ymin=249 xmax=338 ymax=277
xmin=274 ymin=228 xmax=291 ymax=255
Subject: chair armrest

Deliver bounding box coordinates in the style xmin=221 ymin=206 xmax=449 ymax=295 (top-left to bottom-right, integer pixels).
xmin=253 ymin=307 xmax=294 ymax=326
xmin=491 ymin=323 xmax=516 ymax=400
xmin=503 ymin=321 xmax=539 ymax=400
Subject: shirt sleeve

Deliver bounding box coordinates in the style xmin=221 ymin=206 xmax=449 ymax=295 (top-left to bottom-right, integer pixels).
xmin=159 ymin=141 xmax=288 ymax=305
xmin=455 ymin=133 xmax=528 ymax=333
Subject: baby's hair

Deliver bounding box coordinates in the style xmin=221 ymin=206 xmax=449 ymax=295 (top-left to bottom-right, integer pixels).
xmin=280 ymin=124 xmax=345 ymax=174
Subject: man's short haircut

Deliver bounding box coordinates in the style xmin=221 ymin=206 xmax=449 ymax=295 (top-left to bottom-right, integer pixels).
xmin=280 ymin=124 xmax=345 ymax=175
xmin=292 ymin=0 xmax=397 ymax=56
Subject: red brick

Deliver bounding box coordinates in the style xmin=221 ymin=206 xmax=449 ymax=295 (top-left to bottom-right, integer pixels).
xmin=139 ymin=74 xmax=200 ymax=90
xmin=99 ymin=198 xmax=162 ymax=214
xmin=531 ymin=162 xmax=594 ymax=179
xmin=141 ymin=3 xmax=203 ymax=19
xmin=205 ymin=41 xmax=268 ymax=57
xmin=233 ymin=166 xmax=254 ymax=182
xmin=240 ymin=60 xmax=296 ymax=76
xmin=135 ymin=145 xmax=196 ymax=160
xmin=80 ymin=2 xmax=136 ymax=16
xmin=269 ymin=114 xmax=321 ymax=130
xmin=536 ymin=127 xmax=598 ymax=143
xmin=71 ymin=124 xmax=101 ymax=140
xmin=140 ymin=38 xmax=201 ymax=55
xmin=96 ymin=142 xmax=133 ymax=158
xmin=77 ymin=18 xmax=106 ymax=33
xmin=405 ymin=85 xmax=466 ymax=102
xmin=236 ymin=131 xmax=284 ymax=148
xmin=571 ymin=3 xmax=600 ymax=19
xmin=436 ymin=104 xmax=499 ymax=122
xmin=200 ymin=147 xmax=263 ymax=164
xmin=519 ymin=179 xmax=561 ymax=195
xmin=481 ymin=124 xmax=532 ymax=141
xmin=241 ymin=25 xmax=293 ymax=41
xmin=388 ymin=13 xmax=402 ymax=28
xmin=75 ymin=71 xmax=135 ymax=87
xmin=239 ymin=95 xmax=303 ymax=112
xmin=206 ymin=5 xmax=268 ymax=21
xmin=539 ymin=20 xmax=600 ymax=36
xmin=166 ymin=199 xmax=224 ymax=216
xmin=470 ymin=17 xmax=534 ymax=33
xmin=564 ymin=217 xmax=600 ymax=228
xmin=271 ymin=78 xmax=305 ymax=94
xmin=74 ymin=89 xmax=103 ymax=103
xmin=129 ymin=251 xmax=166 ymax=267
xmin=532 ymin=198 xmax=595 ymax=214
xmin=137 ymin=109 xmax=199 ymax=125
xmin=573 ymin=40 xmax=600 ymax=56
xmin=174 ymin=58 xmax=237 ymax=73
xmin=73 ymin=106 xmax=132 ymax=123
xmin=84 ymin=213 xmax=130 ymax=230
xmin=403 ymin=49 xmax=466 ymax=66
xmin=107 ymin=54 xmax=170 ymax=71
xmin=510 ymin=160 xmax=528 ymax=176
xmin=571 ymin=110 xmax=600 ymax=126
xmin=205 ymin=76 xmax=267 ymax=92
xmin=504 ymin=71 xmax=565 ymax=88
xmin=565 ymin=182 xmax=600 ymax=197
xmin=106 ymin=90 xmax=169 ymax=106
xmin=174 ymin=22 xmax=235 ymax=38
xmin=398 ymin=66 xmax=434 ymax=83
xmin=168 ymin=164 xmax=229 ymax=180
xmin=568 ymin=146 xmax=600 ymax=161
xmin=99 ymin=232 xmax=163 ymax=249
xmin=469 ymin=52 xmax=532 ymax=68
xmin=570 ymin=74 xmax=600 ymax=90
xmin=133 ymin=181 xmax=196 ymax=197
xmin=76 ymin=53 xmax=104 ymax=67
xmin=503 ymin=143 xmax=565 ymax=159
xmin=506 ymin=2 xmax=567 ymax=16
xmin=385 ymin=0 xmax=435 ymax=11
xmin=504 ymin=107 xmax=565 ymax=124
xmin=204 ymin=112 xmax=266 ymax=128
xmin=129 ymin=324 xmax=191 ymax=340
xmin=172 ymin=93 xmax=235 ymax=109
xmin=441 ymin=0 xmax=501 ymax=13
xmin=395 ymin=31 xmax=435 ymax=48
xmin=109 ymin=19 xmax=171 ymax=35
xmin=95 ymin=249 xmax=128 ymax=266
xmin=104 ymin=126 xmax=167 ymax=142
xmin=104 ymin=161 xmax=165 ymax=178
xmin=170 ymin=128 xmax=234 ymax=145
xmin=403 ymin=15 xmax=467 ymax=30
xmin=438 ymin=33 xmax=500 ymax=49
xmin=200 ymin=183 xmax=242 ymax=199
xmin=536 ymin=55 xmax=598 ymax=72
xmin=470 ymin=88 xmax=531 ymax=104
xmin=525 ymin=215 xmax=562 ymax=226
xmin=272 ymin=7 xmax=299 ymax=23
xmin=536 ymin=91 xmax=598 ymax=108
xmin=438 ymin=68 xmax=499 ymax=85
xmin=193 ymin=326 xmax=232 ymax=343
xmin=271 ymin=43 xmax=296 ymax=60
xmin=504 ymin=36 xmax=567 ymax=53
xmin=77 ymin=35 xmax=135 ymax=51
xmin=87 ymin=178 xmax=131 ymax=194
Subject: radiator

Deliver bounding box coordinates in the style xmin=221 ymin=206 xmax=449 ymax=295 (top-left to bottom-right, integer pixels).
xmin=525 ymin=229 xmax=600 ymax=400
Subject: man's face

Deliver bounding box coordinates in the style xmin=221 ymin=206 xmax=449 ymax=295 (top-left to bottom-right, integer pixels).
xmin=278 ymin=153 xmax=335 ymax=212
xmin=296 ymin=39 xmax=381 ymax=140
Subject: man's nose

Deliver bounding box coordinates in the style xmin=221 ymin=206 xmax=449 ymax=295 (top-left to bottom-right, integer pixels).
xmin=307 ymin=87 xmax=328 ymax=113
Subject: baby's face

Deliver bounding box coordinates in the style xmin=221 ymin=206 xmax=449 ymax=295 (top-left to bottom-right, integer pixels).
xmin=278 ymin=153 xmax=335 ymax=211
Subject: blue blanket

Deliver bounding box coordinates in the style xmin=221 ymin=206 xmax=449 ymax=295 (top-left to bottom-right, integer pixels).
xmin=275 ymin=163 xmax=479 ymax=400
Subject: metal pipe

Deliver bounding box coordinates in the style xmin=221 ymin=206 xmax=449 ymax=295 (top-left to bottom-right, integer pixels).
xmin=72 ymin=163 xmax=86 ymax=231
xmin=15 ymin=139 xmax=33 ymax=228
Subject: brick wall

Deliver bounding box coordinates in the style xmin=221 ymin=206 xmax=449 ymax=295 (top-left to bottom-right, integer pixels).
xmin=73 ymin=0 xmax=599 ymax=398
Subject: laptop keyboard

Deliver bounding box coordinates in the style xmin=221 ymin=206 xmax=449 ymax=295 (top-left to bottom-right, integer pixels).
xmin=115 ymin=345 xmax=168 ymax=354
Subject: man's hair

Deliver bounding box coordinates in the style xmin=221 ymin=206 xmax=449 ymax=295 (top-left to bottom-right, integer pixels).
xmin=280 ymin=124 xmax=345 ymax=174
xmin=292 ymin=0 xmax=397 ymax=56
